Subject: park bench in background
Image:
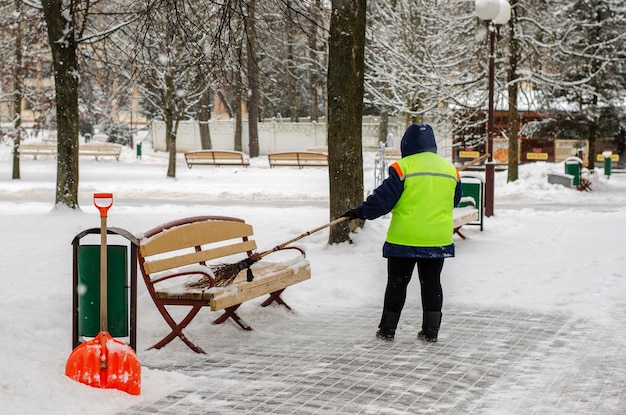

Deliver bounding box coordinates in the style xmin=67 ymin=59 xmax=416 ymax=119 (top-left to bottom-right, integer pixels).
xmin=79 ymin=142 xmax=122 ymax=160
xmin=184 ymin=150 xmax=250 ymax=168
xmin=18 ymin=142 xmax=57 ymax=159
xmin=137 ymin=215 xmax=311 ymax=353
xmin=382 ymin=147 xmax=401 ymax=161
xmin=267 ymin=151 xmax=328 ymax=168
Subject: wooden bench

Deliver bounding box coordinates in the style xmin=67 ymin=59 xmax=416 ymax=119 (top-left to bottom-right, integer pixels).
xmin=184 ymin=150 xmax=250 ymax=168
xmin=137 ymin=215 xmax=311 ymax=353
xmin=383 ymin=147 xmax=401 ymax=161
xmin=453 ymin=204 xmax=480 ymax=239
xmin=267 ymin=151 xmax=328 ymax=168
xmin=79 ymin=142 xmax=122 ymax=160
xmin=18 ymin=142 xmax=57 ymax=159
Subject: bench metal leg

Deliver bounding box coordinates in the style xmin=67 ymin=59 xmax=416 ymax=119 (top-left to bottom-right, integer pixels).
xmin=152 ymin=304 xmax=206 ymax=353
xmin=213 ymin=305 xmax=253 ymax=331
xmin=260 ymin=289 xmax=292 ymax=310
xmin=454 ymin=227 xmax=467 ymax=240
xmin=577 ymin=178 xmax=592 ymax=191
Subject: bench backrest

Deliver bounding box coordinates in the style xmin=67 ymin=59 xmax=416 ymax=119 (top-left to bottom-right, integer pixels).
xmin=80 ymin=143 xmax=122 ymax=152
xmin=268 ymin=152 xmax=328 ymax=166
xmin=19 ymin=143 xmax=57 ymax=152
xmin=139 ymin=216 xmax=257 ymax=277
xmin=269 ymin=151 xmax=327 ymax=160
xmin=186 ymin=150 xmax=245 ymax=160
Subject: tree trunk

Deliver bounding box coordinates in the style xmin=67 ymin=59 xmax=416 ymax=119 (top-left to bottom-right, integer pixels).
xmin=165 ymin=72 xmax=176 ymax=178
xmin=378 ymin=110 xmax=389 ymax=145
xmin=286 ymin=4 xmax=298 ymax=122
xmin=234 ymin=41 xmax=244 ymax=152
xmin=234 ymin=85 xmax=243 ymax=152
xmin=587 ymin=94 xmax=599 ymax=170
xmin=42 ymin=0 xmax=80 ymax=208
xmin=234 ymin=89 xmax=243 ymax=152
xmin=246 ymin=0 xmax=260 ymax=157
xmin=198 ymin=89 xmax=212 ymax=149
xmin=327 ymin=0 xmax=366 ymax=244
xmin=12 ymin=0 xmax=23 ymax=180
xmin=507 ymin=5 xmax=519 ymax=182
xmin=308 ymin=0 xmax=322 ymax=123
xmin=588 ymin=124 xmax=597 ymax=170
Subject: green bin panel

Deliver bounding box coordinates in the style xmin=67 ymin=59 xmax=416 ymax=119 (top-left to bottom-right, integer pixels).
xmin=77 ymin=245 xmax=128 ymax=337
xmin=460 ymin=181 xmax=481 ymax=208
xmin=565 ymin=162 xmax=580 ymax=186
xmin=604 ymin=156 xmax=612 ymax=176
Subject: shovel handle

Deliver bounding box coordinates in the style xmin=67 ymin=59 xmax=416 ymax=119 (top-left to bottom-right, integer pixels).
xmin=94 ymin=193 xmax=113 ymax=332
xmin=94 ymin=193 xmax=113 ymax=217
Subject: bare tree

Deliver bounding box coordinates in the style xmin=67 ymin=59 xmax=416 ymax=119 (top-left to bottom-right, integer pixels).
xmin=507 ymin=1 xmax=521 ymax=182
xmin=542 ymin=0 xmax=626 ymax=169
xmin=119 ymin=0 xmax=219 ymax=177
xmin=245 ymin=0 xmax=260 ymax=157
xmin=0 ymin=1 xmax=51 ymax=180
xmin=40 ymin=0 xmax=81 ymax=208
xmin=327 ymin=0 xmax=366 ymax=244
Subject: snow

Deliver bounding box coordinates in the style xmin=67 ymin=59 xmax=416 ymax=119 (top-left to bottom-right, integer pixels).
xmin=1 ymin=140 xmax=626 ymax=414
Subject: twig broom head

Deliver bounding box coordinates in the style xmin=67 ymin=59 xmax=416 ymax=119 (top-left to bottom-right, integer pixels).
xmin=213 ymin=254 xmax=261 ymax=287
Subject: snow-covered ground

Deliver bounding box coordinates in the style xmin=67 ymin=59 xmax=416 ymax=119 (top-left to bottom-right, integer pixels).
xmin=1 ymin=140 xmax=625 ymax=414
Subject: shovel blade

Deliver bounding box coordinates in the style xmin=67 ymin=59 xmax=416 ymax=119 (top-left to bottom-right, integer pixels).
xmin=66 ymin=331 xmax=141 ymax=395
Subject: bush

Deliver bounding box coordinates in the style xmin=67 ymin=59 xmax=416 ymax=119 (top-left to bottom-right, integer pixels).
xmin=101 ymin=121 xmax=131 ymax=146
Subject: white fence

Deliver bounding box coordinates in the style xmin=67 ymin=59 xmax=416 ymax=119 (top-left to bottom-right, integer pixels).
xmin=150 ymin=120 xmax=410 ymax=155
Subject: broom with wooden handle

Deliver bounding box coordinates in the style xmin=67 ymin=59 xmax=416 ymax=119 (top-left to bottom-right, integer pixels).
xmin=211 ymin=217 xmax=349 ymax=287
xmin=457 ymin=153 xmax=490 ymax=171
xmin=210 ymin=153 xmax=487 ymax=287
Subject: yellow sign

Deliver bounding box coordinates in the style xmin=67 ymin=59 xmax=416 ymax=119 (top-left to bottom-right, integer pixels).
xmin=526 ymin=152 xmax=548 ymax=160
xmin=597 ymin=154 xmax=619 ymax=162
xmin=459 ymin=151 xmax=480 ymax=158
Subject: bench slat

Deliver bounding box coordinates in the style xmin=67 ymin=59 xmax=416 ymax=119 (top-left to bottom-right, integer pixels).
xmin=144 ymin=239 xmax=258 ymax=274
xmin=141 ymin=221 xmax=254 ymax=257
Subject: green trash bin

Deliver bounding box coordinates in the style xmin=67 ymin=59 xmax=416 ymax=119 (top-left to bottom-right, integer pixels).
xmin=77 ymin=245 xmax=128 ymax=337
xmin=564 ymin=158 xmax=581 ymax=186
xmin=603 ymin=152 xmax=612 ymax=178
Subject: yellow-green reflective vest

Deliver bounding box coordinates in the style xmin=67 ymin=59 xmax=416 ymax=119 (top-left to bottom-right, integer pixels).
xmin=387 ymin=152 xmax=458 ymax=247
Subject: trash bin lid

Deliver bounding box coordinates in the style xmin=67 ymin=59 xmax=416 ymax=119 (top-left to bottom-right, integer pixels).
xmin=564 ymin=156 xmax=583 ymax=164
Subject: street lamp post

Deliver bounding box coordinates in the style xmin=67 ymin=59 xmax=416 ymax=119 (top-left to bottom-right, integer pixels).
xmin=475 ymin=0 xmax=510 ymax=217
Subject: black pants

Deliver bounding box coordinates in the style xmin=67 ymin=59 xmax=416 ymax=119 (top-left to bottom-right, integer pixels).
xmin=383 ymin=257 xmax=444 ymax=314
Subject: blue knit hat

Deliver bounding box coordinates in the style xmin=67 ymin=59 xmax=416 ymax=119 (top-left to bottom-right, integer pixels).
xmin=400 ymin=124 xmax=437 ymax=157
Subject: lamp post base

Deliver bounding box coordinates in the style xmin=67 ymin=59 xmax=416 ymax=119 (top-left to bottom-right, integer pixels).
xmin=485 ymin=163 xmax=495 ymax=217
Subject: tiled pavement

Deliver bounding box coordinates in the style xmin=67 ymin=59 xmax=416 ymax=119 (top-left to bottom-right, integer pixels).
xmin=121 ymin=306 xmax=625 ymax=414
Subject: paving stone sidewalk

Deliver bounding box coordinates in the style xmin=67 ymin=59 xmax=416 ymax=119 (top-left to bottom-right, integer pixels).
xmin=121 ymin=306 xmax=625 ymax=415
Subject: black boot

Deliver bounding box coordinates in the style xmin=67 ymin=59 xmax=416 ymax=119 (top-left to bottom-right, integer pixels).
xmin=376 ymin=310 xmax=401 ymax=341
xmin=417 ymin=311 xmax=441 ymax=343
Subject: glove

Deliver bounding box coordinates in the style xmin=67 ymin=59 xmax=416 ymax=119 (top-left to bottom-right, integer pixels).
xmin=342 ymin=208 xmax=364 ymax=221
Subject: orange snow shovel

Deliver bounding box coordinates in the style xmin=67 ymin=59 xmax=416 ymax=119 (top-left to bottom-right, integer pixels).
xmin=65 ymin=193 xmax=141 ymax=395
